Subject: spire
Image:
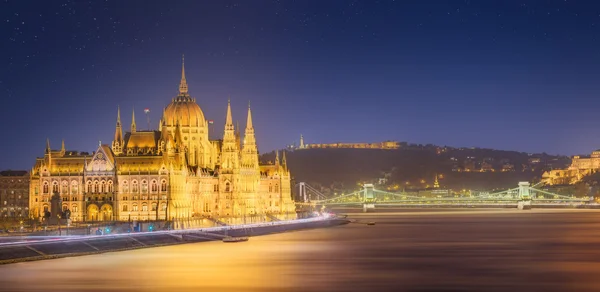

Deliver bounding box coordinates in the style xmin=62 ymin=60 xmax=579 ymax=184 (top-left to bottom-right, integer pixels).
xmin=114 ymin=106 xmax=123 ymax=142
xmin=174 ymin=118 xmax=183 ymax=145
xmin=61 ymin=139 xmax=65 ymax=152
xmin=179 ymin=54 xmax=188 ymax=95
xmin=275 ymin=150 xmax=280 ymax=166
xmin=46 ymin=138 xmax=50 ymax=153
xmin=117 ymin=105 xmax=121 ymax=125
xmin=300 ymin=134 xmax=304 ymax=149
xmin=434 ymin=174 xmax=440 ymax=189
xmin=282 ymin=150 xmax=287 ymax=170
xmin=131 ymin=108 xmax=136 ymax=133
xmin=246 ymin=102 xmax=253 ymax=130
xmin=226 ymin=98 xmax=233 ymax=126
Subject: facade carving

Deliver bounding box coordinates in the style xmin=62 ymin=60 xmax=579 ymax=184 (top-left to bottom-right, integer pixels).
xmin=29 ymin=58 xmax=297 ymax=223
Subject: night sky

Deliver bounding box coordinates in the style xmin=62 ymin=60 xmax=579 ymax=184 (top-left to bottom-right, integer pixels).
xmin=2 ymin=0 xmax=600 ymax=170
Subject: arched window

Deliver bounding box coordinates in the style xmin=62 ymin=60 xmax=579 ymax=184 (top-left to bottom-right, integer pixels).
xmin=72 ymin=204 xmax=78 ymax=213
xmin=122 ymin=205 xmax=128 ymax=212
xmin=93 ymin=181 xmax=99 ymax=194
xmin=61 ymin=181 xmax=68 ymax=194
xmin=225 ymin=182 xmax=231 ymax=192
xmin=122 ymin=180 xmax=129 ymax=193
xmin=141 ymin=180 xmax=148 ymax=193
xmin=71 ymin=181 xmax=78 ymax=195
xmin=62 ymin=205 xmax=68 ymax=212
xmin=107 ymin=181 xmax=113 ymax=193
xmin=43 ymin=182 xmax=49 ymax=194
xmin=132 ymin=204 xmax=138 ymax=211
xmin=151 ymin=180 xmax=158 ymax=192
xmin=52 ymin=181 xmax=59 ymax=194
xmin=269 ymin=184 xmax=272 ymax=192
xmin=161 ymin=180 xmax=167 ymax=192
xmin=132 ymin=180 xmax=138 ymax=193
xmin=100 ymin=180 xmax=106 ymax=193
xmin=151 ymin=203 xmax=157 ymax=211
xmin=275 ymin=183 xmax=279 ymax=192
xmin=161 ymin=203 xmax=167 ymax=211
xmin=142 ymin=204 xmax=148 ymax=212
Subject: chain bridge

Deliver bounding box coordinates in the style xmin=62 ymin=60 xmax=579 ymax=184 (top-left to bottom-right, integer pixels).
xmin=296 ymin=182 xmax=592 ymax=211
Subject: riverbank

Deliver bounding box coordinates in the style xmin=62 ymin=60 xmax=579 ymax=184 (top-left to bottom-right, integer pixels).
xmin=0 ymin=216 xmax=348 ymax=265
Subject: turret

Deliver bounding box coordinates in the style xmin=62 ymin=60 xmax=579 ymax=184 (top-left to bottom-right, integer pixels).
xmin=112 ymin=106 xmax=124 ymax=155
xmin=179 ymin=54 xmax=188 ymax=95
xmin=282 ymin=150 xmax=288 ymax=171
xmin=221 ymin=99 xmax=239 ymax=171
xmin=60 ymin=139 xmax=65 ymax=154
xmin=241 ymin=103 xmax=259 ymax=168
xmin=131 ymin=108 xmax=136 ymax=133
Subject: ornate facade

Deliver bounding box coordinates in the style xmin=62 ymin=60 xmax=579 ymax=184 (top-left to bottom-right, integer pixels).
xmin=29 ymin=59 xmax=297 ymax=223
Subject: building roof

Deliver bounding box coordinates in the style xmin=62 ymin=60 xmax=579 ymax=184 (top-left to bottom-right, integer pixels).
xmin=0 ymin=170 xmax=28 ymax=176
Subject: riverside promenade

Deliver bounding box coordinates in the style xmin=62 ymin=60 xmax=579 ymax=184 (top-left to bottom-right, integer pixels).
xmin=0 ymin=215 xmax=348 ymax=265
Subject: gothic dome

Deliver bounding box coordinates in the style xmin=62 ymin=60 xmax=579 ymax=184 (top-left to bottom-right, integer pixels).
xmin=163 ymin=56 xmax=206 ymax=127
xmin=164 ymin=95 xmax=205 ymax=127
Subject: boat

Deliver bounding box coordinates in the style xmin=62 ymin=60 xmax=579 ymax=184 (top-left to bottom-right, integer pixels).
xmin=222 ymin=236 xmax=249 ymax=243
xmin=366 ymin=222 xmax=376 ymax=226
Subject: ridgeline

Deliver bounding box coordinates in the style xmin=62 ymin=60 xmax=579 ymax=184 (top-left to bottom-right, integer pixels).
xmin=261 ymin=145 xmax=571 ymax=193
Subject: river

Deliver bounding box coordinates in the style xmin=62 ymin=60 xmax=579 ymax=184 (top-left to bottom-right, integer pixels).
xmin=1 ymin=209 xmax=600 ymax=291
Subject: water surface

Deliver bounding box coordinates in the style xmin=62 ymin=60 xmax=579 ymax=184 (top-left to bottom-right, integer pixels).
xmin=1 ymin=209 xmax=600 ymax=292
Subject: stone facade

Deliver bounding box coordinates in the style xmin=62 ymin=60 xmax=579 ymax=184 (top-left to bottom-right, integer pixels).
xmin=29 ymin=59 xmax=297 ymax=224
xmin=0 ymin=171 xmax=29 ymax=218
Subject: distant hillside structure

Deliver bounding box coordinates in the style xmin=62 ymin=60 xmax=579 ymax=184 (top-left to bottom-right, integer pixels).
xmin=542 ymin=149 xmax=600 ymax=185
xmin=296 ymin=135 xmax=400 ymax=150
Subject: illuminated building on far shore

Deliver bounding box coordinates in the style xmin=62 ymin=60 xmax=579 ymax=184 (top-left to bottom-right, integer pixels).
xmin=296 ymin=135 xmax=400 ymax=150
xmin=542 ymin=150 xmax=600 ymax=185
xmin=28 ymin=58 xmax=297 ymax=224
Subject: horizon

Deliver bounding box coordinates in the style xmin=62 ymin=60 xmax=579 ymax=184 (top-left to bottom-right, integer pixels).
xmin=3 ymin=1 xmax=600 ymax=169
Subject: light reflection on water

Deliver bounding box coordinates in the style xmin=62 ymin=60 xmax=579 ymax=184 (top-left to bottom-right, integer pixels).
xmin=1 ymin=209 xmax=600 ymax=291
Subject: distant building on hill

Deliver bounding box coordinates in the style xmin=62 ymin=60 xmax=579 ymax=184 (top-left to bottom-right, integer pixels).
xmin=542 ymin=149 xmax=600 ymax=185
xmin=296 ymin=135 xmax=400 ymax=150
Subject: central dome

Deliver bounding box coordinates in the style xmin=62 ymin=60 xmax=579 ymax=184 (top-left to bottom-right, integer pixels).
xmin=164 ymin=95 xmax=205 ymax=127
xmin=163 ymin=56 xmax=206 ymax=127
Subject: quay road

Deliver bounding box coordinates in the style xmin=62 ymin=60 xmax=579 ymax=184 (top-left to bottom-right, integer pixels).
xmin=1 ymin=209 xmax=600 ymax=291
xmin=0 ymin=215 xmax=343 ymax=264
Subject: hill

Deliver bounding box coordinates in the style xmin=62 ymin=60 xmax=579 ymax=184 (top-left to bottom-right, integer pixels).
xmin=260 ymin=145 xmax=570 ymax=194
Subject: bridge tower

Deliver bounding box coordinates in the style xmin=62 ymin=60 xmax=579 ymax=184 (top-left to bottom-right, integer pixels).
xmin=517 ymin=182 xmax=532 ymax=210
xmin=363 ymin=184 xmax=375 ymax=212
xmin=298 ymin=182 xmax=308 ymax=202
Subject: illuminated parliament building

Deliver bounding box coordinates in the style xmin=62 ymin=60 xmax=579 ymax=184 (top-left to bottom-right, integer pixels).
xmin=28 ymin=59 xmax=297 ymax=224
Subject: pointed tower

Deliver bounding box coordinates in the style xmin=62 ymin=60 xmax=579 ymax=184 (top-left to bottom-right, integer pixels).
xmin=112 ymin=106 xmax=124 ymax=155
xmin=433 ymin=174 xmax=440 ymax=189
xmin=299 ymin=134 xmax=305 ymax=149
xmin=235 ymin=120 xmax=241 ymax=149
xmin=241 ymin=103 xmax=259 ymax=168
xmin=275 ymin=150 xmax=280 ymax=167
xmin=60 ymin=139 xmax=65 ymax=153
xmin=131 ymin=108 xmax=137 ymax=133
xmin=45 ymin=138 xmax=52 ymax=166
xmin=179 ymin=54 xmax=189 ymax=96
xmin=221 ymin=99 xmax=239 ymax=172
xmin=282 ymin=150 xmax=288 ymax=171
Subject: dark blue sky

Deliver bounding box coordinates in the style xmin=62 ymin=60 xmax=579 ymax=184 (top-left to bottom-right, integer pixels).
xmin=2 ymin=0 xmax=600 ymax=169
